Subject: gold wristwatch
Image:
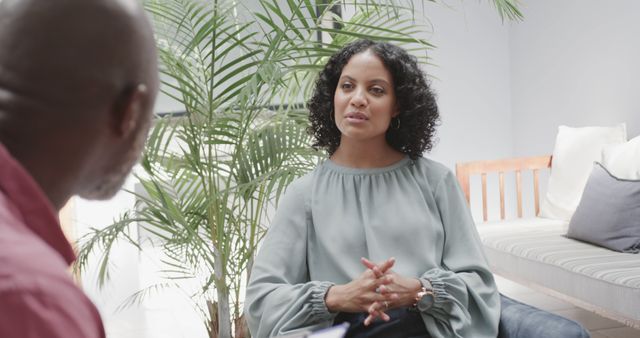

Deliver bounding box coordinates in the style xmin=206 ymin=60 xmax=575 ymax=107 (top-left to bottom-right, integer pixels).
xmin=413 ymin=281 xmax=434 ymax=312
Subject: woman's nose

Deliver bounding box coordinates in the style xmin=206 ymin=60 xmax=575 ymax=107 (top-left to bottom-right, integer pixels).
xmin=350 ymin=88 xmax=367 ymax=107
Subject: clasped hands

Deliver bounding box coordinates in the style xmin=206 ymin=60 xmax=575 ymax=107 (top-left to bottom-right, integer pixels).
xmin=325 ymin=257 xmax=422 ymax=326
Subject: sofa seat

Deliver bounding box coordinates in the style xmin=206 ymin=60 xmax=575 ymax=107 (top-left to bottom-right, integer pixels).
xmin=477 ymin=217 xmax=640 ymax=327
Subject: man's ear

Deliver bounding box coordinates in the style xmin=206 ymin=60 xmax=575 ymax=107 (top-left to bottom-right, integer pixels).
xmin=111 ymin=84 xmax=149 ymax=138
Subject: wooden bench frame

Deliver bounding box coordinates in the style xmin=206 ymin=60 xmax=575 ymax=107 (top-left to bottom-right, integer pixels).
xmin=455 ymin=155 xmax=552 ymax=222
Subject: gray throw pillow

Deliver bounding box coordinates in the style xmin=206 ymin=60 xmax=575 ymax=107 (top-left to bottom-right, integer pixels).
xmin=567 ymin=162 xmax=640 ymax=253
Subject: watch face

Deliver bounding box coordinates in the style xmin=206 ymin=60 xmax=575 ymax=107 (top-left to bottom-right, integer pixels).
xmin=417 ymin=292 xmax=434 ymax=312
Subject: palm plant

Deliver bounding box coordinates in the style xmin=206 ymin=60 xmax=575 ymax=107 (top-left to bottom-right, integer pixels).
xmin=75 ymin=1 xmax=521 ymax=338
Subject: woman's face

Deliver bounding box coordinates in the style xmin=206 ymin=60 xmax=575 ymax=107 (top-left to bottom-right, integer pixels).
xmin=333 ymin=50 xmax=397 ymax=144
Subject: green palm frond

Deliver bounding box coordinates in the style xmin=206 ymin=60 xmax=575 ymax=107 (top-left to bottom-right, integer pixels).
xmin=115 ymin=282 xmax=183 ymax=312
xmin=490 ymin=0 xmax=523 ymax=21
xmin=74 ymin=213 xmax=141 ymax=288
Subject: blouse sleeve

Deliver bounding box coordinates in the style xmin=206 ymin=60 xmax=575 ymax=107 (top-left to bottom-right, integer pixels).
xmin=244 ymin=177 xmax=337 ymax=337
xmin=419 ymin=170 xmax=501 ymax=338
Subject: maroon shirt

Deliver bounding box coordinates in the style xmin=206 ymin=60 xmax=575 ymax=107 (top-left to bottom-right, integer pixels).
xmin=0 ymin=144 xmax=105 ymax=338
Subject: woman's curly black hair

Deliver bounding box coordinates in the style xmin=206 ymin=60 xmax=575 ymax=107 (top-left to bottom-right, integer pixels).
xmin=307 ymin=39 xmax=440 ymax=160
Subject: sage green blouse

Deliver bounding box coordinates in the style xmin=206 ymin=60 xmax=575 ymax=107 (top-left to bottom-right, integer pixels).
xmin=245 ymin=156 xmax=500 ymax=338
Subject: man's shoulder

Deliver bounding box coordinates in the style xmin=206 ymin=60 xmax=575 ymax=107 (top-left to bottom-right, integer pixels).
xmin=0 ymin=236 xmax=105 ymax=338
xmin=0 ymin=227 xmax=85 ymax=307
xmin=0 ymin=205 xmax=104 ymax=338
xmin=0 ymin=281 xmax=105 ymax=338
xmin=0 ymin=216 xmax=71 ymax=288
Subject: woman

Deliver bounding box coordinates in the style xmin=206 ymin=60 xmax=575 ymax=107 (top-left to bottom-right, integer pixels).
xmin=245 ymin=39 xmax=500 ymax=338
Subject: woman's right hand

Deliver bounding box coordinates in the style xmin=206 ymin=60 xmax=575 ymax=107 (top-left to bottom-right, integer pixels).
xmin=325 ymin=258 xmax=397 ymax=316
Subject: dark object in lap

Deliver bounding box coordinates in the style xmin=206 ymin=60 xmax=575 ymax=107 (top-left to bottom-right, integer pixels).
xmin=333 ymin=307 xmax=431 ymax=338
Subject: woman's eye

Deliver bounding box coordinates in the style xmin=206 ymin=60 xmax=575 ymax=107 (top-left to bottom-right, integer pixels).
xmin=370 ymin=87 xmax=385 ymax=95
xmin=341 ymin=82 xmax=354 ymax=90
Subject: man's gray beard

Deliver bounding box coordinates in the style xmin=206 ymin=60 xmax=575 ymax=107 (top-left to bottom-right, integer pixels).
xmin=79 ymin=125 xmax=147 ymax=200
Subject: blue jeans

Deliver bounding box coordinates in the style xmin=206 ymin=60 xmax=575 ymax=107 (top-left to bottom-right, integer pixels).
xmin=498 ymin=294 xmax=591 ymax=338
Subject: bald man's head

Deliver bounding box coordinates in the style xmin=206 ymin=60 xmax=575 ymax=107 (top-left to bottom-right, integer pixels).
xmin=0 ymin=0 xmax=158 ymax=122
xmin=0 ymin=0 xmax=159 ymax=207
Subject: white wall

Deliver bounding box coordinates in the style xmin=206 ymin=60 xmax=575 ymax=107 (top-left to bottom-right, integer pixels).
xmin=74 ymin=180 xmax=147 ymax=338
xmin=420 ymin=1 xmax=516 ymax=220
xmin=75 ymin=176 xmax=208 ymax=338
xmin=510 ymin=0 xmax=640 ymax=156
xmin=423 ymin=1 xmax=514 ymax=169
xmin=428 ymin=0 xmax=640 ymax=221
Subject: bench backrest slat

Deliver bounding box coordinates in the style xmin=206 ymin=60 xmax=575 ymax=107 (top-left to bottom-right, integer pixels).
xmin=455 ymin=156 xmax=552 ymax=222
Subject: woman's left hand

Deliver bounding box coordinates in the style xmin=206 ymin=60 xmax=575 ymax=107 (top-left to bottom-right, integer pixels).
xmin=361 ymin=258 xmax=422 ymax=325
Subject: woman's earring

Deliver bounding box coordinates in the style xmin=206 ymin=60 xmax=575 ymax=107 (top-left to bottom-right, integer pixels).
xmin=393 ymin=117 xmax=401 ymax=129
xmin=329 ymin=109 xmax=335 ymax=123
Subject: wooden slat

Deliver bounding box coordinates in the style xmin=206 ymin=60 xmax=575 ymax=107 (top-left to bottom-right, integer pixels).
xmin=481 ymin=173 xmax=488 ymax=222
xmin=516 ymin=170 xmax=522 ymax=218
xmin=455 ymin=155 xmax=551 ymax=222
xmin=457 ymin=155 xmax=551 ymax=175
xmin=533 ymin=169 xmax=540 ymax=216
xmin=455 ymin=163 xmax=471 ymax=206
xmin=59 ymin=200 xmax=75 ymax=244
xmin=499 ymin=172 xmax=505 ymax=220
xmin=59 ymin=198 xmax=82 ymax=287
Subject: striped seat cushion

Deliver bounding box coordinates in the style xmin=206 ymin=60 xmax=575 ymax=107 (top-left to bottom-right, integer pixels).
xmin=477 ymin=218 xmax=640 ymax=323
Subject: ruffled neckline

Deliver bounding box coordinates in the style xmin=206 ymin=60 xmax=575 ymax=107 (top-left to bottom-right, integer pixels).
xmin=322 ymin=156 xmax=412 ymax=175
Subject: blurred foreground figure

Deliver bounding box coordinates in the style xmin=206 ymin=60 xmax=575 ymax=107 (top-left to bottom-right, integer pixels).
xmin=0 ymin=0 xmax=158 ymax=337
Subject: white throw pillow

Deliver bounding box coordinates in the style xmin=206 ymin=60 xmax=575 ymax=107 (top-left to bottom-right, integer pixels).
xmin=540 ymin=124 xmax=627 ymax=221
xmin=602 ymin=135 xmax=640 ymax=180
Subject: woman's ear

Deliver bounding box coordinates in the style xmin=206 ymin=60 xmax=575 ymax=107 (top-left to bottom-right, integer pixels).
xmin=392 ymin=105 xmax=400 ymax=119
xmin=111 ymin=84 xmax=149 ymax=138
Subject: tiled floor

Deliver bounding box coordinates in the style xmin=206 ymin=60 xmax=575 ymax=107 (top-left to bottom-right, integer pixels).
xmin=494 ymin=275 xmax=640 ymax=338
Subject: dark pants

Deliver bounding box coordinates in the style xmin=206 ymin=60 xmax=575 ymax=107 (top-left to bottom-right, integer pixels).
xmin=332 ymin=294 xmax=590 ymax=338
xmin=333 ymin=307 xmax=431 ymax=338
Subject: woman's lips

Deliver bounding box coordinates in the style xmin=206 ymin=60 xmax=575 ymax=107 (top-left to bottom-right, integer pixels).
xmin=345 ymin=112 xmax=369 ymax=122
